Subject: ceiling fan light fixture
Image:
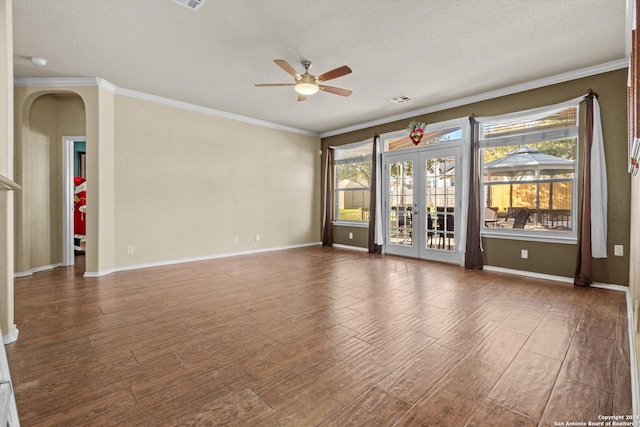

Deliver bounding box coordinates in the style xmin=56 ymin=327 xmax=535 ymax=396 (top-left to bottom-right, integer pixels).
xmin=295 ymin=83 xmax=319 ymax=95
xmin=295 ymin=74 xmax=319 ymax=95
xmin=256 ymin=59 xmax=351 ymax=100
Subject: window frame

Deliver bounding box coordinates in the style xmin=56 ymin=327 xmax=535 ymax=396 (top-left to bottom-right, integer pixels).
xmin=332 ymin=139 xmax=373 ymax=227
xmin=383 ymin=121 xmax=464 ymax=152
xmin=479 ymin=107 xmax=580 ymax=244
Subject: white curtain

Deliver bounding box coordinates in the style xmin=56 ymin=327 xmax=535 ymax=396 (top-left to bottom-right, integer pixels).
xmin=457 ymin=119 xmax=472 ymax=254
xmin=591 ymin=97 xmax=607 ymax=258
xmin=373 ymin=136 xmax=384 ymax=250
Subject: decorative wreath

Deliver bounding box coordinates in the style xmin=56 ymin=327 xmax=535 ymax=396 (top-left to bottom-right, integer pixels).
xmin=407 ymin=120 xmax=427 ymax=145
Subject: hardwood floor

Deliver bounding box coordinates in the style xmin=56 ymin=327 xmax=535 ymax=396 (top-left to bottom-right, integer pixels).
xmin=6 ymin=246 xmax=632 ymax=426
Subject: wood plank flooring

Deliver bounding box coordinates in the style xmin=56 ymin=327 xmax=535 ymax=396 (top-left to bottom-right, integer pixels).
xmin=5 ymin=246 xmax=632 ymax=426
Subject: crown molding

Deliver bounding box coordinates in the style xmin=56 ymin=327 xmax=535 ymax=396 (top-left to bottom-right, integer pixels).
xmin=13 ymin=77 xmax=318 ymax=137
xmin=320 ymin=58 xmax=629 ymax=138
xmin=12 ymin=58 xmax=627 ymax=140
xmin=97 ymin=78 xmax=118 ymax=92
xmin=114 ymin=86 xmax=319 ymax=137
xmin=14 ymin=76 xmax=103 ymax=88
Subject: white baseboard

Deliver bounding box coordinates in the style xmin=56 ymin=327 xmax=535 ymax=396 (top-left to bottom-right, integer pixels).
xmin=14 ymin=263 xmax=61 ymax=278
xmin=2 ymin=326 xmax=19 ymax=344
xmin=482 ymin=265 xmax=629 ymax=289
xmin=332 ymin=244 xmax=368 ymax=252
xmin=83 ymin=242 xmax=322 ymax=276
xmin=83 ymin=268 xmax=115 ymax=278
xmin=482 ymin=265 xmax=574 ymax=284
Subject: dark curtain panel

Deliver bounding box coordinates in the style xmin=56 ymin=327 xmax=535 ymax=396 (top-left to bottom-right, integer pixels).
xmin=465 ymin=117 xmax=483 ymax=269
xmin=574 ymin=93 xmax=595 ymax=286
xmin=368 ymin=135 xmax=382 ymax=253
xmin=322 ymin=148 xmax=334 ymax=246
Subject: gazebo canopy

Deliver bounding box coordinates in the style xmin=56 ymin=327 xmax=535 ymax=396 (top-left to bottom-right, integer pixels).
xmin=485 ymin=146 xmax=574 ymax=176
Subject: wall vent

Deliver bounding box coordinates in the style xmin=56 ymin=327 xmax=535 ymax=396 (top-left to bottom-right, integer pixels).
xmin=390 ymin=95 xmax=412 ymax=104
xmin=172 ymin=0 xmax=206 ymax=12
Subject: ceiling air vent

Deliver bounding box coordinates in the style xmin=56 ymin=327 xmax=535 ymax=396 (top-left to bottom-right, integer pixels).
xmin=390 ymin=95 xmax=412 ymax=104
xmin=172 ymin=0 xmax=206 ymax=12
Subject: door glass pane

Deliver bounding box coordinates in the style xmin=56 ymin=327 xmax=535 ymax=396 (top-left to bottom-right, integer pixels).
xmin=388 ymin=160 xmax=413 ymax=247
xmin=425 ymin=156 xmax=455 ymax=251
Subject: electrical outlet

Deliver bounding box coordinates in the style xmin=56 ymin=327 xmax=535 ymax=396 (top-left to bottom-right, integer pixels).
xmin=348 ymin=232 xmax=353 ymax=239
xmin=234 ymin=236 xmax=239 ymax=244
xmin=614 ymin=245 xmax=624 ymax=256
xmin=521 ymin=249 xmax=528 ymax=259
xmin=126 ymin=246 xmax=134 ymax=255
xmin=255 ymin=235 xmax=260 ymax=241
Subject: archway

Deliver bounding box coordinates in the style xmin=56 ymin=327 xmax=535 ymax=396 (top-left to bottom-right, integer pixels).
xmin=14 ymin=90 xmax=87 ymax=275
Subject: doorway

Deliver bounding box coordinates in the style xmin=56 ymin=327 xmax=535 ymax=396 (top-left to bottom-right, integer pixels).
xmin=383 ymin=144 xmax=463 ymax=264
xmin=62 ymin=136 xmax=86 ymax=267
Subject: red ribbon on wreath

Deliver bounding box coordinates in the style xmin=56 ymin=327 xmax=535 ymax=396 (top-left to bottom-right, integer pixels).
xmin=407 ymin=121 xmax=427 ymax=145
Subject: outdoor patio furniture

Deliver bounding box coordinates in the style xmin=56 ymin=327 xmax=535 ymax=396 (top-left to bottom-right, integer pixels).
xmin=484 ymin=207 xmax=500 ymax=227
xmin=512 ymin=208 xmax=530 ymax=229
xmin=427 ymin=213 xmax=435 ymax=248
xmin=436 ymin=212 xmax=454 ymax=249
xmin=541 ymin=209 xmax=572 ymax=229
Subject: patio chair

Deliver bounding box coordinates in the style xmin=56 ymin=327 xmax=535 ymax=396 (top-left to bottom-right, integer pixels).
xmin=427 ymin=213 xmax=435 ymax=247
xmin=484 ymin=207 xmax=500 ymax=227
xmin=512 ymin=208 xmax=529 ymax=229
xmin=436 ymin=213 xmax=454 ymax=249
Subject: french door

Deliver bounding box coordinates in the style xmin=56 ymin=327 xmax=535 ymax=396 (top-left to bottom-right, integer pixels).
xmin=383 ymin=146 xmax=462 ymax=264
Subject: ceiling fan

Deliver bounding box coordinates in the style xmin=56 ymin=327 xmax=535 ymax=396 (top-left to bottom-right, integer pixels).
xmin=255 ymin=60 xmax=353 ymax=102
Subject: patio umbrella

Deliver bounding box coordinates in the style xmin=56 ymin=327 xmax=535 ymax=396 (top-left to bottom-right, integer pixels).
xmin=484 ymin=146 xmax=574 ymax=223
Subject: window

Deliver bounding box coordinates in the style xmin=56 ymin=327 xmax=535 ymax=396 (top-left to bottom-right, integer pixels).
xmin=334 ymin=140 xmax=372 ymax=223
xmin=385 ymin=126 xmax=462 ymax=151
xmin=480 ymin=107 xmax=578 ymax=239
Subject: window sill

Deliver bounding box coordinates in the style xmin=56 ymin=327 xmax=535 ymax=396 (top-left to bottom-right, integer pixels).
xmin=481 ymin=230 xmax=577 ymax=245
xmin=332 ymin=221 xmax=369 ymax=228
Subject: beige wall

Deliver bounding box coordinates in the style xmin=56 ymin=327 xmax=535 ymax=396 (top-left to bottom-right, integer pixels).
xmin=14 ymin=86 xmax=321 ymax=273
xmin=14 ymin=85 xmax=114 ymax=275
xmin=93 ymin=88 xmax=116 ymax=273
xmin=323 ymin=69 xmax=630 ymax=286
xmin=0 ymin=0 xmax=15 ymax=339
xmin=113 ymin=96 xmax=321 ymax=267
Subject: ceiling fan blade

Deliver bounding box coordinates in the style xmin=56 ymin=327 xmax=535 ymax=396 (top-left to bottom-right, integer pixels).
xmin=254 ymin=83 xmax=296 ymax=87
xmin=297 ymin=94 xmax=307 ymax=102
xmin=274 ymin=59 xmax=301 ymax=79
xmin=319 ymin=85 xmax=352 ymax=97
xmin=317 ymin=65 xmax=352 ymax=82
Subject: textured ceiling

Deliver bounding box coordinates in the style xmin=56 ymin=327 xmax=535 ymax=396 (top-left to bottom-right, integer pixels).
xmin=12 ymin=0 xmax=627 ymax=135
